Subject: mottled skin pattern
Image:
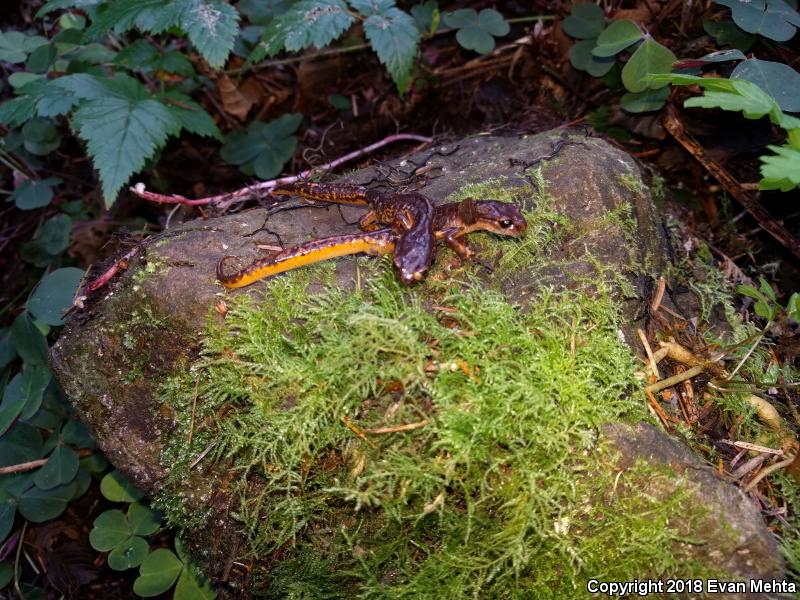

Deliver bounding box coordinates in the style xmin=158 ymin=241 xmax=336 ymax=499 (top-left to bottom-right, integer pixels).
xmin=217 ymin=196 xmax=527 ymax=289
xmin=271 ymin=182 xmax=435 ymax=283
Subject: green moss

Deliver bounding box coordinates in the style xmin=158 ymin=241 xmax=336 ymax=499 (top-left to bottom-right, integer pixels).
xmin=156 ymin=264 xmax=720 ymax=595
xmin=618 ymin=172 xmax=645 ymax=194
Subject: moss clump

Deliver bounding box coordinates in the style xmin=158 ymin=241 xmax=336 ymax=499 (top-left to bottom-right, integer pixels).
xmin=157 ymin=265 xmax=719 ymax=596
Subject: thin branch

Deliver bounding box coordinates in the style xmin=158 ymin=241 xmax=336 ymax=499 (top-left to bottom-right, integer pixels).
xmin=129 ymin=133 xmax=433 ymax=209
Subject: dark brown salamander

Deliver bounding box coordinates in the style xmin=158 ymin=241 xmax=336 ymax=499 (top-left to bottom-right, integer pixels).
xmin=271 ymin=182 xmax=435 ymax=283
xmin=217 ymin=198 xmax=526 ymax=289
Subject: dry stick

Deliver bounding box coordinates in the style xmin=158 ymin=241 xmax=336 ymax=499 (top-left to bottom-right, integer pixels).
xmin=638 ymin=328 xmax=660 ymax=380
xmin=649 ymin=276 xmax=666 ymax=314
xmin=645 ymin=364 xmax=707 ymax=393
xmin=663 ymin=105 xmax=800 ymax=260
xmin=0 ymin=449 xmax=93 ymax=475
xmin=82 ymin=246 xmax=141 ymax=296
xmin=365 ymin=420 xmax=428 ymax=434
xmin=129 ymin=133 xmax=433 ymax=209
xmin=744 ymin=456 xmax=796 ymax=492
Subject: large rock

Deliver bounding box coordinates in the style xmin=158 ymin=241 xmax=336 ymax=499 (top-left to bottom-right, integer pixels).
xmin=50 ymin=132 xmax=784 ymax=596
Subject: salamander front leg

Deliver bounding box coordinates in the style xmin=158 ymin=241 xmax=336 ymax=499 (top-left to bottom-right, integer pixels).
xmin=445 ymin=234 xmax=476 ymax=260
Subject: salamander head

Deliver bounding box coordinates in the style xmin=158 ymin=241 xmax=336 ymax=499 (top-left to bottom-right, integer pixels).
xmin=472 ymin=201 xmax=527 ymax=236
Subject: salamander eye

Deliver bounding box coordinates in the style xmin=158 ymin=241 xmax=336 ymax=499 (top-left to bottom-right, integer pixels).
xmin=499 ymin=219 xmax=514 ymax=228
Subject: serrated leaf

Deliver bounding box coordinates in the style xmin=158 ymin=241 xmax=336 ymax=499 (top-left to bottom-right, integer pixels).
xmin=89 ymin=509 xmax=132 ymax=551
xmin=127 ymin=502 xmax=161 ymax=536
xmin=10 ymin=313 xmax=48 ymax=366
xmin=0 ymin=96 xmax=38 ymax=127
xmin=37 ymin=0 xmax=103 ymax=18
xmin=702 ymin=20 xmax=756 ymax=51
xmin=83 ymin=0 xmax=168 ymax=41
xmin=71 ymin=74 xmax=180 ymax=206
xmin=220 ymin=113 xmax=301 ymax=179
xmin=108 ymin=535 xmax=149 ymax=571
xmin=174 ymin=564 xmax=216 ymax=600
xmin=100 ymin=470 xmax=144 ymax=503
xmin=177 ymin=0 xmax=240 ymax=68
xmin=731 ymin=58 xmax=800 ymax=113
xmin=363 ymin=6 xmax=419 ymax=91
xmin=760 ymin=144 xmax=800 ymax=191
xmin=593 ymin=20 xmax=642 ymax=57
xmin=28 ymin=267 xmax=84 ymax=326
xmin=569 ymin=38 xmax=615 ymax=77
xmin=134 ymin=549 xmax=183 ymax=597
xmin=159 ymin=91 xmax=221 ymax=140
xmin=253 ymin=0 xmax=355 ymax=62
xmin=33 ymin=446 xmax=79 ymax=490
xmin=714 ymin=0 xmax=800 ymax=41
xmin=563 ymin=3 xmax=605 ymax=39
xmin=18 ymin=479 xmax=76 ymax=522
xmin=621 ymin=37 xmax=675 ymax=93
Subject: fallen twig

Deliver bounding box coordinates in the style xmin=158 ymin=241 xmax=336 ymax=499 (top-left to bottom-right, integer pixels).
xmin=0 ymin=448 xmax=93 ymax=475
xmin=365 ymin=420 xmax=428 ymax=434
xmin=664 ymin=105 xmax=800 ymax=260
xmin=129 ymin=133 xmax=433 ymax=209
xmin=744 ymin=456 xmax=796 ymax=492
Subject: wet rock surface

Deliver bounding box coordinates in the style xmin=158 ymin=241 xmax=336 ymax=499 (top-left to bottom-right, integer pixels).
xmin=50 ymin=131 xmax=784 ymax=594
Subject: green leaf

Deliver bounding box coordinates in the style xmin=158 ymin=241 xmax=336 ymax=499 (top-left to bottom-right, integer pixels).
xmin=60 ymin=12 xmax=88 ymax=30
xmin=0 ymin=498 xmax=15 ymax=547
xmin=731 ymin=58 xmax=800 ymax=113
xmin=83 ymin=0 xmax=167 ymax=40
xmin=37 ymin=0 xmax=103 ymax=18
xmin=760 ymin=144 xmax=800 ymax=191
xmin=27 ymin=267 xmax=84 ymax=326
xmin=786 ymin=292 xmax=799 ymax=321
xmin=80 ymin=453 xmax=109 ymax=474
xmin=0 ymin=96 xmax=38 ymax=128
xmin=108 ymin=535 xmax=149 ymax=571
xmin=0 ymin=374 xmax=28 ymax=436
xmin=702 ymin=20 xmax=756 ymax=51
xmin=0 ymin=561 xmax=13 ymax=590
xmin=18 ymin=480 xmax=77 ymax=522
xmin=174 ymin=564 xmax=217 ymax=600
xmin=127 ymin=502 xmax=161 ymax=536
xmin=100 ymin=470 xmax=145 ymax=503
xmin=11 ymin=177 xmax=61 ymax=210
xmin=563 ymin=3 xmax=605 ymax=39
xmin=0 ymin=423 xmax=43 ymax=466
xmin=177 ymin=0 xmax=240 ymax=68
xmin=26 ymin=44 xmax=57 ymax=74
xmin=684 ymin=79 xmax=775 ymax=117
xmin=252 ymin=0 xmax=355 ymax=62
xmin=0 ymin=31 xmax=30 ymax=63
xmin=71 ymin=74 xmax=180 ymax=206
xmin=0 ymin=328 xmax=16 ymax=370
xmin=22 ymin=117 xmax=61 ymax=156
xmin=220 ymin=113 xmax=301 ymax=179
xmin=363 ymin=5 xmax=419 ymax=92
xmin=159 ymin=91 xmax=221 ymax=140
xmin=620 ymin=88 xmax=670 ymax=113
xmin=21 ymin=214 xmax=73 ymax=267
xmin=10 ymin=314 xmax=48 ymax=366
xmin=19 ymin=364 xmax=52 ymax=420
xmin=89 ymin=509 xmax=132 ymax=551
xmin=714 ymin=0 xmax=800 ymax=41
xmin=239 ymin=0 xmax=292 ymax=24
xmin=593 ymin=20 xmax=642 ymax=57
xmin=569 ymin=38 xmax=615 ymax=77
xmin=62 ymin=419 xmax=96 ymax=448
xmin=8 ymin=72 xmax=44 ymax=89
xmin=410 ymin=0 xmax=439 ymax=35
xmin=33 ymin=446 xmax=79 ymax=490
xmin=134 ymin=549 xmax=184 ymax=597
xmin=621 ymin=37 xmax=675 ymax=93
xmin=444 ymin=9 xmax=509 ymax=54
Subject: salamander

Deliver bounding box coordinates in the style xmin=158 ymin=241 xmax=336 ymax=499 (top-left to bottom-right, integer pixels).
xmin=271 ymin=182 xmax=436 ymax=283
xmin=217 ymin=198 xmax=526 ymax=289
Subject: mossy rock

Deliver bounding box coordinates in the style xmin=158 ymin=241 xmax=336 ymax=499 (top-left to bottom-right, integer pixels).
xmin=50 ymin=132 xmax=783 ymax=597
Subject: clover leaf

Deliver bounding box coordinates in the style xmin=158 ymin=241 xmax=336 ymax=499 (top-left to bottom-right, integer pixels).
xmin=443 ymin=8 xmax=510 ymax=54
xmin=220 ymin=113 xmax=302 ymax=179
xmin=714 ymin=0 xmax=800 ymax=41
